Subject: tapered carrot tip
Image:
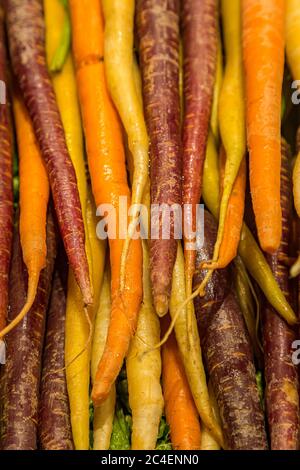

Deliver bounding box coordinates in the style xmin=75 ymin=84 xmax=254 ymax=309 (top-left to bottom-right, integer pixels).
xmin=91 ymin=384 xmax=109 ymax=407
xmin=154 ymin=294 xmax=169 ymax=317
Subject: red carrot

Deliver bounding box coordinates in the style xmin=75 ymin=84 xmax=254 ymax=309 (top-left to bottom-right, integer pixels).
xmin=262 ymin=140 xmax=300 ymax=450
xmin=5 ymin=0 xmax=92 ymax=306
xmin=136 ymin=0 xmax=182 ymax=316
xmin=0 ymin=211 xmax=56 ymax=450
xmin=38 ymin=248 xmax=74 ymax=450
xmin=0 ymin=2 xmax=13 ymax=333
xmin=181 ymin=0 xmax=217 ymax=308
xmin=194 ymin=210 xmax=268 ymax=450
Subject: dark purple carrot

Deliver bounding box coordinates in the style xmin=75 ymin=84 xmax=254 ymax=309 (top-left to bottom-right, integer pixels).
xmin=5 ymin=0 xmax=92 ymax=307
xmin=38 ymin=248 xmax=73 ymax=450
xmin=136 ymin=0 xmax=182 ymax=316
xmin=0 ymin=210 xmax=56 ymax=450
xmin=0 ymin=2 xmax=13 ymax=333
xmin=262 ymin=139 xmax=299 ymax=450
xmin=194 ymin=210 xmax=268 ymax=450
xmin=182 ymin=0 xmax=217 ymax=306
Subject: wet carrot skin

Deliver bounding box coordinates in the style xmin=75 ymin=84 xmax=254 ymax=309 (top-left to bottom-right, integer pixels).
xmin=194 ymin=211 xmax=268 ymax=450
xmin=5 ymin=0 xmax=92 ymax=305
xmin=0 ymin=4 xmax=13 ymax=332
xmin=0 ymin=211 xmax=57 ymax=450
xmin=262 ymin=141 xmax=300 ymax=450
xmin=137 ymin=0 xmax=182 ymax=314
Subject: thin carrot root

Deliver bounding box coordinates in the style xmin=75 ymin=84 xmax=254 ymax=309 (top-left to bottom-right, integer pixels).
xmin=0 ymin=273 xmax=39 ymax=339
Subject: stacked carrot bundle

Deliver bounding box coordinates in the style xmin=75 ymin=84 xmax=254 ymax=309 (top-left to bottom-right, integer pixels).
xmin=0 ymin=0 xmax=299 ymax=451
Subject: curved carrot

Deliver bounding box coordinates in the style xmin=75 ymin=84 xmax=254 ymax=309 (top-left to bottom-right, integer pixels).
xmin=69 ymin=0 xmax=142 ymax=405
xmin=161 ymin=315 xmax=201 ymax=451
xmin=0 ymin=3 xmax=13 ymax=336
xmin=102 ymin=0 xmax=148 ymax=291
xmin=242 ymin=0 xmax=284 ymax=253
xmin=1 ymin=94 xmax=50 ymax=339
xmin=5 ymin=0 xmax=92 ymax=306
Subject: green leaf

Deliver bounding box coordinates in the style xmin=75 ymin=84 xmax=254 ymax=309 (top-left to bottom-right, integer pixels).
xmin=109 ymin=404 xmax=131 ymax=450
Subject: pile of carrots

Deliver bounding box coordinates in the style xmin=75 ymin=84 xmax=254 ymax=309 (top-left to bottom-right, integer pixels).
xmin=0 ymin=0 xmax=300 ymax=451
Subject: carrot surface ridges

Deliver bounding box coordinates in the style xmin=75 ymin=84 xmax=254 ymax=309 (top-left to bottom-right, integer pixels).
xmin=38 ymin=250 xmax=74 ymax=450
xmin=0 ymin=211 xmax=57 ymax=450
xmin=263 ymin=140 xmax=300 ymax=450
xmin=194 ymin=211 xmax=268 ymax=450
xmin=69 ymin=0 xmax=142 ymax=406
xmin=181 ymin=0 xmax=217 ymax=329
xmin=0 ymin=4 xmax=13 ymax=334
xmin=5 ymin=0 xmax=92 ymax=305
xmin=137 ymin=0 xmax=182 ymax=316
xmin=242 ymin=0 xmax=284 ymax=253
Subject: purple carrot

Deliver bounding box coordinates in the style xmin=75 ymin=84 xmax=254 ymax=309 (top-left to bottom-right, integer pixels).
xmin=38 ymin=248 xmax=73 ymax=450
xmin=0 ymin=1 xmax=13 ymax=332
xmin=137 ymin=0 xmax=182 ymax=316
xmin=0 ymin=210 xmax=56 ymax=450
xmin=194 ymin=210 xmax=268 ymax=450
xmin=182 ymin=0 xmax=217 ymax=290
xmin=262 ymin=139 xmax=300 ymax=450
xmin=5 ymin=0 xmax=92 ymax=305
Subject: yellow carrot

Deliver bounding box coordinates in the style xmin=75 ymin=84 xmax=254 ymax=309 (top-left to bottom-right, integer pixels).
xmin=45 ymin=0 xmax=106 ymax=448
xmin=169 ymin=243 xmax=224 ymax=447
xmin=200 ymin=383 xmax=221 ymax=451
xmin=210 ymin=29 xmax=223 ymax=144
xmin=127 ymin=242 xmax=164 ymax=450
xmin=91 ymin=267 xmax=116 ymax=450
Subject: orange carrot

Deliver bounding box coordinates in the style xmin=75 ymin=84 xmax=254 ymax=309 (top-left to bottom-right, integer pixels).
xmin=242 ymin=0 xmax=284 ymax=254
xmin=161 ymin=316 xmax=201 ymax=451
xmin=0 ymin=94 xmax=50 ymax=338
xmin=203 ymin=147 xmax=246 ymax=270
xmin=69 ymin=0 xmax=142 ymax=405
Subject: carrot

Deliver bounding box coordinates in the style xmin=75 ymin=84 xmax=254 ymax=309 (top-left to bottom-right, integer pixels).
xmin=262 ymin=140 xmax=300 ymax=450
xmin=91 ymin=267 xmax=116 ymax=450
xmin=194 ymin=210 xmax=268 ymax=450
xmin=5 ymin=0 xmax=92 ymax=306
xmin=200 ymin=383 xmax=221 ymax=451
xmin=161 ymin=315 xmax=201 ymax=451
xmin=210 ymin=30 xmax=223 ymax=144
xmin=102 ymin=0 xmax=148 ymax=291
xmin=0 ymin=211 xmax=57 ymax=450
xmin=242 ymin=0 xmax=284 ymax=254
xmin=0 ymin=3 xmax=13 ymax=339
xmin=38 ymin=249 xmax=73 ymax=450
xmin=69 ymin=0 xmax=143 ymax=406
xmin=203 ymin=0 xmax=245 ymax=277
xmin=202 ymin=130 xmax=297 ymax=325
xmin=286 ymin=0 xmax=300 ymax=217
xmin=0 ymin=93 xmax=50 ymax=339
xmin=127 ymin=242 xmax=164 ymax=450
xmin=181 ymin=0 xmax=217 ymax=332
xmin=169 ymin=242 xmax=224 ymax=447
xmin=136 ymin=0 xmax=182 ymax=316
xmin=65 ymin=194 xmax=105 ymax=450
xmin=205 ymin=147 xmax=246 ymax=270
